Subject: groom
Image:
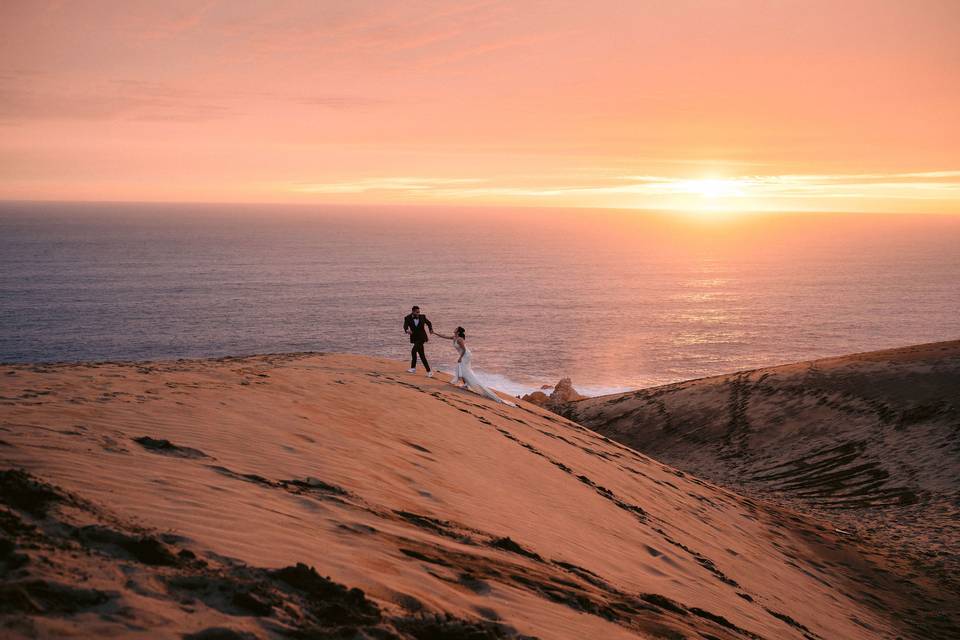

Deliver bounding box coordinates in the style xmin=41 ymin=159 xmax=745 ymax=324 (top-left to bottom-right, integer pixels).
xmin=403 ymin=305 xmax=434 ymax=377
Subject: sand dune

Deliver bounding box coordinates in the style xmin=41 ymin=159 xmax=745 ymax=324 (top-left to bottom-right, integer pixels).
xmin=568 ymin=340 xmax=960 ymax=635
xmin=1 ymin=352 xmax=956 ymax=638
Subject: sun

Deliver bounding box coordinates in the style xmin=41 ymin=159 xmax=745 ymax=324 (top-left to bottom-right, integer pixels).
xmin=662 ymin=178 xmax=750 ymax=216
xmin=677 ymin=178 xmax=746 ymax=199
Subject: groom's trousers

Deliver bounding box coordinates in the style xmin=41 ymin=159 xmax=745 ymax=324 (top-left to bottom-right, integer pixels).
xmin=411 ymin=342 xmax=430 ymax=371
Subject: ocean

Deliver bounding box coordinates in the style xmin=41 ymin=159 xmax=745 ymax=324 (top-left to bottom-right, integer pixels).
xmin=2 ymin=201 xmax=958 ymax=396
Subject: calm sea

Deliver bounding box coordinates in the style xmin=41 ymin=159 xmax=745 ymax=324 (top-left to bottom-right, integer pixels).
xmin=2 ymin=202 xmax=958 ymax=395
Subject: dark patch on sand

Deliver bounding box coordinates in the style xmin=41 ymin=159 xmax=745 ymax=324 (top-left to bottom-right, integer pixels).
xmin=689 ymin=607 xmax=761 ymax=639
xmin=392 ymin=614 xmax=536 ymax=639
xmin=0 ymin=579 xmax=113 ymax=614
xmin=639 ymin=593 xmax=687 ymax=615
xmin=766 ymin=607 xmax=818 ymax=637
xmin=0 ymin=468 xmax=71 ymax=517
xmin=272 ymin=562 xmax=380 ymax=624
xmin=208 ymin=465 xmax=349 ymax=501
xmin=395 ymin=510 xmax=475 ymax=545
xmin=553 ymin=561 xmax=611 ymax=590
xmin=280 ymin=477 xmax=349 ymax=497
xmin=399 ymin=548 xmax=453 ymax=567
xmin=490 ymin=537 xmax=543 ymax=562
xmin=183 ymin=628 xmax=259 ymax=640
xmin=0 ymin=469 xmax=65 ymax=518
xmin=74 ymin=524 xmax=180 ymax=566
xmin=134 ymin=436 xmax=209 ymax=459
xmin=403 ymin=440 xmax=433 ymax=453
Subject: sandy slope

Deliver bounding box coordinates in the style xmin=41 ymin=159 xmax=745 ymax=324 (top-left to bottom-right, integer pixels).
xmin=568 ymin=340 xmax=960 ymax=635
xmin=0 ymin=353 xmax=954 ymax=639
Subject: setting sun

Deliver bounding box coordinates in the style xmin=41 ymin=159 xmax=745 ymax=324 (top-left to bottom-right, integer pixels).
xmin=680 ymin=179 xmax=747 ymax=200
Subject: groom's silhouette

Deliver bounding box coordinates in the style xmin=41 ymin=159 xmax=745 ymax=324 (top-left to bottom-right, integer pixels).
xmin=403 ymin=305 xmax=433 ymax=377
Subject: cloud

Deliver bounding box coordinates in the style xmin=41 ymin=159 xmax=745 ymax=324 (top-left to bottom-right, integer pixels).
xmin=287 ymin=170 xmax=960 ymax=206
xmin=293 ymin=177 xmax=485 ymax=194
xmin=295 ymin=95 xmax=390 ymax=110
xmin=111 ymin=1 xmax=220 ymax=40
xmin=0 ymin=79 xmax=236 ymax=123
xmin=173 ymin=0 xmax=540 ymax=75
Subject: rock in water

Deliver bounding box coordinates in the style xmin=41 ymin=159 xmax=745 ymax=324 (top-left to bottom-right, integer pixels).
xmin=550 ymin=378 xmax=585 ymax=404
xmin=519 ymin=390 xmax=550 ymax=407
xmin=521 ymin=378 xmax=586 ymax=411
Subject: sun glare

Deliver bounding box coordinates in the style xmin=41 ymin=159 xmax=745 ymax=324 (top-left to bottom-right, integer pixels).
xmin=659 ymin=178 xmax=751 ymax=216
xmin=677 ymin=179 xmax=746 ymax=199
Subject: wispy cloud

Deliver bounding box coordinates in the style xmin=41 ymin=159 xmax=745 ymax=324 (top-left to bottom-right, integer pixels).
xmin=198 ymin=0 xmax=519 ymax=63
xmin=288 ymin=170 xmax=960 ymax=209
xmin=293 ymin=177 xmax=485 ymax=194
xmin=295 ymin=95 xmax=390 ymax=110
xmin=0 ymin=79 xmax=236 ymax=123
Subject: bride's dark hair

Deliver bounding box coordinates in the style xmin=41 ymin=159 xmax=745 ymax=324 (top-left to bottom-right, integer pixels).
xmin=455 ymin=327 xmax=466 ymax=339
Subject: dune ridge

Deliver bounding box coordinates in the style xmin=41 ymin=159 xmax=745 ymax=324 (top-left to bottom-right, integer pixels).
xmin=1 ymin=352 xmax=956 ymax=638
xmin=566 ymin=340 xmax=960 ymax=630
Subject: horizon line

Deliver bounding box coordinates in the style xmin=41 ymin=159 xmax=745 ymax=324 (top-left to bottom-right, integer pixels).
xmin=1 ymin=198 xmax=959 ymax=217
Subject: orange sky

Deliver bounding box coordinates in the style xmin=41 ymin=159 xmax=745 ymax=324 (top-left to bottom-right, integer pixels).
xmin=1 ymin=0 xmax=958 ymax=213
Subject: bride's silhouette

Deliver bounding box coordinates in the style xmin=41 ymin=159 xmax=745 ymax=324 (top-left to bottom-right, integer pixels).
xmin=434 ymin=327 xmax=517 ymax=406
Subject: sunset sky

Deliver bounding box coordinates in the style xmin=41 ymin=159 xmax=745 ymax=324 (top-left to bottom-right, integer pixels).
xmin=1 ymin=0 xmax=958 ymax=213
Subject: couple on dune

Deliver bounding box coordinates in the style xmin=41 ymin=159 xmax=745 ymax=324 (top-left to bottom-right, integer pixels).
xmin=403 ymin=305 xmax=516 ymax=406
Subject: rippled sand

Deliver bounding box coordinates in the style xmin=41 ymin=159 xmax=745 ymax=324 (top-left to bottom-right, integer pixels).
xmin=1 ymin=352 xmax=953 ymax=638
xmin=569 ymin=340 xmax=960 ymax=638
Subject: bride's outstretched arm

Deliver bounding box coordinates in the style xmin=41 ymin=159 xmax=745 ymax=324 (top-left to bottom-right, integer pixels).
xmin=433 ymin=330 xmax=453 ymax=339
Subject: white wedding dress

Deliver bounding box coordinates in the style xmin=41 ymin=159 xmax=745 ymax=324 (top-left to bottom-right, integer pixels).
xmin=452 ymin=339 xmax=517 ymax=406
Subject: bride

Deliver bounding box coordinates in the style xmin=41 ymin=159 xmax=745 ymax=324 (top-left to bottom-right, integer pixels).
xmin=433 ymin=326 xmax=517 ymax=406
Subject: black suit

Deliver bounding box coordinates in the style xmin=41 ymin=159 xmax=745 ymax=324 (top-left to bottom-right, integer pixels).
xmin=403 ymin=313 xmax=433 ymax=370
